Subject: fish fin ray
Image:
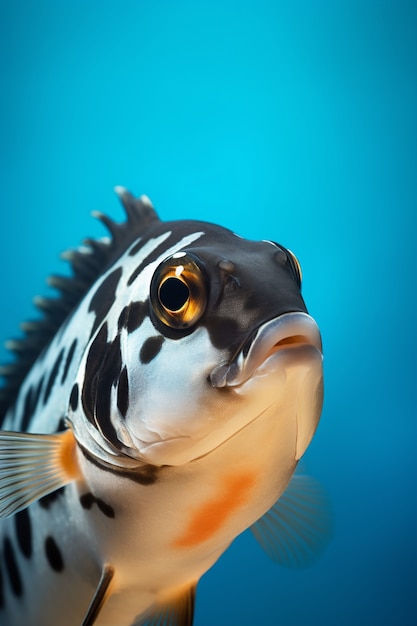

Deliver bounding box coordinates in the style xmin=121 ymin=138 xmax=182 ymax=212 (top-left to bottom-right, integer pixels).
xmin=0 ymin=429 xmax=79 ymax=518
xmin=251 ymin=474 xmax=332 ymax=568
xmin=82 ymin=564 xmax=115 ymax=626
xmin=134 ymin=583 xmax=197 ymax=626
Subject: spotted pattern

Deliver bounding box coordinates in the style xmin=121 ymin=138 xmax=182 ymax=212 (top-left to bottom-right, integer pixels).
xmin=4 ymin=538 xmax=22 ymax=597
xmin=14 ymin=509 xmax=32 ymax=559
xmin=79 ymin=493 xmax=115 ymax=519
xmin=45 ymin=536 xmax=64 ymax=572
xmin=88 ymin=267 xmax=122 ymax=337
xmin=139 ymin=336 xmax=164 ymax=364
xmin=0 ymin=201 xmax=311 ymax=622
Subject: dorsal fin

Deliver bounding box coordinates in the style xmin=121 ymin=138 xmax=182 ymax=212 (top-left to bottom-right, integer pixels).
xmin=0 ymin=188 xmax=160 ymax=424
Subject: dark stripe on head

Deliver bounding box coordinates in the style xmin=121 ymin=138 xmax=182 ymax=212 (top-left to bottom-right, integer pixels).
xmin=4 ymin=538 xmax=23 ymax=597
xmin=117 ymin=366 xmax=129 ymax=418
xmin=14 ymin=509 xmax=32 ymax=559
xmin=94 ymin=334 xmax=123 ymax=447
xmin=61 ymin=338 xmax=77 ymax=384
xmin=88 ymin=267 xmax=122 ymax=337
xmin=79 ymin=493 xmax=115 ymax=519
xmin=45 ymin=537 xmax=64 ymax=572
xmin=82 ymin=323 xmax=108 ymax=427
xmin=128 ymin=238 xmax=145 ymax=257
xmin=127 ymin=231 xmax=179 ymax=286
xmin=140 ymin=336 xmax=164 ymax=364
xmin=43 ymin=347 xmax=65 ymax=405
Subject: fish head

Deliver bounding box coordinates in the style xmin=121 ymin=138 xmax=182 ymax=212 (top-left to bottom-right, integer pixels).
xmin=70 ymin=222 xmax=323 ymax=468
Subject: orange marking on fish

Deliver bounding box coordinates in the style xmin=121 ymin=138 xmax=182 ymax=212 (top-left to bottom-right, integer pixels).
xmin=173 ymin=472 xmax=256 ymax=548
xmin=58 ymin=429 xmax=81 ymax=480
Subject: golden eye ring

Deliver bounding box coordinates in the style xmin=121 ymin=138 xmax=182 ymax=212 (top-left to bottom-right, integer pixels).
xmin=150 ymin=253 xmax=208 ymax=329
xmin=287 ymin=249 xmax=303 ymax=285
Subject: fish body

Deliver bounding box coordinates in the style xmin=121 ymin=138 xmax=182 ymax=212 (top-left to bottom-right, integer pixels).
xmin=0 ymin=189 xmax=328 ymax=625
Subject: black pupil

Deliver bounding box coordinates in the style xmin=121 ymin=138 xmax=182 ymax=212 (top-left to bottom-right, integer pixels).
xmin=159 ymin=277 xmax=190 ymax=311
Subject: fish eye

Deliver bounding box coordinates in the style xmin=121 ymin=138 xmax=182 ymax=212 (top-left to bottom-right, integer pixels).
xmin=287 ymin=249 xmax=303 ymax=285
xmin=150 ymin=253 xmax=208 ymax=329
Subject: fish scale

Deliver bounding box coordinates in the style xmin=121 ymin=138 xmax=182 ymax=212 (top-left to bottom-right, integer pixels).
xmin=0 ymin=187 xmax=330 ymax=625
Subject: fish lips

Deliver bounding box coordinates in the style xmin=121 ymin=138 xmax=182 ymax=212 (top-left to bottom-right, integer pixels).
xmin=210 ymin=312 xmax=323 ymax=388
xmin=210 ymin=311 xmax=324 ymax=461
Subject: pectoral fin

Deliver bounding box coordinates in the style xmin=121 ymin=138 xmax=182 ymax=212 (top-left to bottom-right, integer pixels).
xmin=0 ymin=428 xmax=80 ymax=518
xmin=134 ymin=583 xmax=197 ymax=626
xmin=251 ymin=474 xmax=332 ymax=568
xmin=82 ymin=565 xmax=115 ymax=626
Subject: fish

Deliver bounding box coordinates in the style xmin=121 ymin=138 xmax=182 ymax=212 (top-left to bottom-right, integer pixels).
xmin=0 ymin=187 xmax=330 ymax=626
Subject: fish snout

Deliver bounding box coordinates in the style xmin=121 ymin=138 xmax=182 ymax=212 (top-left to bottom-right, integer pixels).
xmin=210 ymin=312 xmax=322 ymax=388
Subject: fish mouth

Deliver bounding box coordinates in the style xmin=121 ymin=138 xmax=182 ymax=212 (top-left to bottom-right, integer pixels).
xmin=210 ymin=312 xmax=322 ymax=388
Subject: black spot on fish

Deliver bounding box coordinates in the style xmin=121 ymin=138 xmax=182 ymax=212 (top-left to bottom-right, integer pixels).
xmin=117 ymin=305 xmax=130 ymax=331
xmin=14 ymin=509 xmax=32 ymax=559
xmin=4 ymin=538 xmax=23 ymax=597
xmin=127 ymin=231 xmax=179 ymax=286
xmin=56 ymin=416 xmax=67 ymax=433
xmin=82 ymin=323 xmax=108 ymax=427
xmin=117 ymin=301 xmax=148 ymax=334
xmin=126 ymin=301 xmax=148 ymax=334
xmin=43 ymin=347 xmax=65 ymax=405
xmin=20 ymin=385 xmax=34 ymax=432
xmin=128 ymin=238 xmax=145 ymax=257
xmin=70 ymin=383 xmax=79 ymax=412
xmin=45 ymin=536 xmax=64 ymax=572
xmin=39 ymin=486 xmax=66 ymax=510
xmin=117 ymin=366 xmax=129 ymax=418
xmin=88 ymin=267 xmax=122 ymax=337
xmin=61 ymin=338 xmax=77 ymax=384
xmin=79 ymin=493 xmax=115 ymax=519
xmin=140 ymin=336 xmax=164 ymax=364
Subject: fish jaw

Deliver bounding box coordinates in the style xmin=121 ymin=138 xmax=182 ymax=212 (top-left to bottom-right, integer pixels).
xmin=128 ymin=312 xmax=323 ymax=466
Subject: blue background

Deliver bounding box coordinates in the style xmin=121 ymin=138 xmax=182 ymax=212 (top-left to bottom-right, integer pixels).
xmin=0 ymin=1 xmax=416 ymax=624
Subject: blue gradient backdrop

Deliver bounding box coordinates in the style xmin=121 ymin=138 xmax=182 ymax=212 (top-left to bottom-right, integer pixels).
xmin=1 ymin=1 xmax=416 ymax=625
